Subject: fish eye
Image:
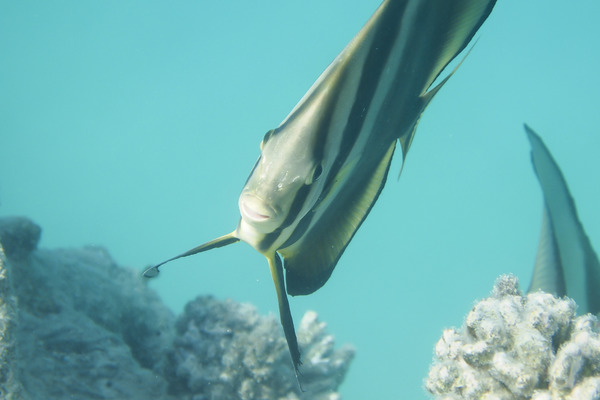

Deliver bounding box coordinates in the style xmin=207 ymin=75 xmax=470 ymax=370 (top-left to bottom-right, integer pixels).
xmin=260 ymin=129 xmax=275 ymax=150
xmin=307 ymin=164 xmax=323 ymax=185
xmin=313 ymin=164 xmax=323 ymax=181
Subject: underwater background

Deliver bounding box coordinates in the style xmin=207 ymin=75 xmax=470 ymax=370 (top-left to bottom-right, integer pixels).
xmin=1 ymin=1 xmax=599 ymax=399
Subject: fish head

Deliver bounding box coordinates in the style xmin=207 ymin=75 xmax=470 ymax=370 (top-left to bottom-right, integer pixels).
xmin=239 ymin=128 xmax=324 ymax=234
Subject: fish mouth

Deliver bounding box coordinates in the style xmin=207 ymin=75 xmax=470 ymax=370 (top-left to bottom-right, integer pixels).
xmin=238 ymin=193 xmax=277 ymax=225
xmin=241 ymin=201 xmax=270 ymax=221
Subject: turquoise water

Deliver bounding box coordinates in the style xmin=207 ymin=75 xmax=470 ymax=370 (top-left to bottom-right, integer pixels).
xmin=1 ymin=1 xmax=599 ymax=399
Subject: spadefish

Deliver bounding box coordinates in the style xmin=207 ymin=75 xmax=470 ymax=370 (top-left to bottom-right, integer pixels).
xmin=145 ymin=0 xmax=497 ymax=387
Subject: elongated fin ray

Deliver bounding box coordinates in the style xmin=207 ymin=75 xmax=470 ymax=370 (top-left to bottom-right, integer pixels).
xmin=143 ymin=232 xmax=239 ymax=277
xmin=267 ymin=253 xmax=303 ymax=390
xmin=525 ymin=124 xmax=600 ymax=315
xmin=280 ymin=141 xmax=397 ymax=296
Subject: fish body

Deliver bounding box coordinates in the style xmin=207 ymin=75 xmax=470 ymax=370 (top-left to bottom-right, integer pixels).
xmin=525 ymin=125 xmax=600 ymax=315
xmin=238 ymin=0 xmax=497 ymax=296
xmin=146 ymin=0 xmax=497 ymax=384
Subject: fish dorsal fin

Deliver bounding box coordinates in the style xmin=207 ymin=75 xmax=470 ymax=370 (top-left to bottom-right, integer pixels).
xmin=527 ymin=206 xmax=566 ymax=297
xmin=279 ymin=141 xmax=397 ymax=296
xmin=525 ymin=124 xmax=600 ymax=315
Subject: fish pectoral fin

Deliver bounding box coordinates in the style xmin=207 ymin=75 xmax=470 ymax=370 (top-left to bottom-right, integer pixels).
xmin=267 ymin=253 xmax=303 ymax=390
xmin=279 ymin=141 xmax=397 ymax=296
xmin=397 ymin=45 xmax=475 ymax=180
xmin=420 ymin=0 xmax=494 ymax=95
xmin=143 ymin=232 xmax=239 ymax=277
xmin=398 ymin=1 xmax=491 ymax=176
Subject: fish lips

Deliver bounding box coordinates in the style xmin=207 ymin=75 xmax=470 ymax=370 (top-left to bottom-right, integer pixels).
xmin=238 ymin=193 xmax=281 ymax=233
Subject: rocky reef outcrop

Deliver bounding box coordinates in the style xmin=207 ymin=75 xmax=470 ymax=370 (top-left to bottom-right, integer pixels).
xmin=0 ymin=217 xmax=354 ymax=399
xmin=426 ymin=275 xmax=600 ymax=400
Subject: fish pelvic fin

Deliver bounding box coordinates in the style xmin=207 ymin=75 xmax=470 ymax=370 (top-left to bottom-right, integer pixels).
xmin=143 ymin=232 xmax=239 ymax=277
xmin=267 ymin=253 xmax=303 ymax=390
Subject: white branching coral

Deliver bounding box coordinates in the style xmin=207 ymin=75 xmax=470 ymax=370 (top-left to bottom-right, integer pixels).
xmin=426 ymin=275 xmax=600 ymax=400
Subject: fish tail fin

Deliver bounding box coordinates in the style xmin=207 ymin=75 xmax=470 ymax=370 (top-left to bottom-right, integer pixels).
xmin=143 ymin=232 xmax=239 ymax=277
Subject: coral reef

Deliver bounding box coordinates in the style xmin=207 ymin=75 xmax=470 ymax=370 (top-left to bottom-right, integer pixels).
xmin=169 ymin=297 xmax=354 ymax=400
xmin=0 ymin=217 xmax=354 ymax=399
xmin=426 ymin=275 xmax=600 ymax=400
xmin=0 ymin=217 xmax=41 ymax=261
xmin=0 ymin=241 xmax=20 ymax=398
xmin=2 ymin=217 xmax=176 ymax=400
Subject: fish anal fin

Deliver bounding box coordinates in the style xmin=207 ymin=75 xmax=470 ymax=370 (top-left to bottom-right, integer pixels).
xmin=280 ymin=141 xmax=397 ymax=296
